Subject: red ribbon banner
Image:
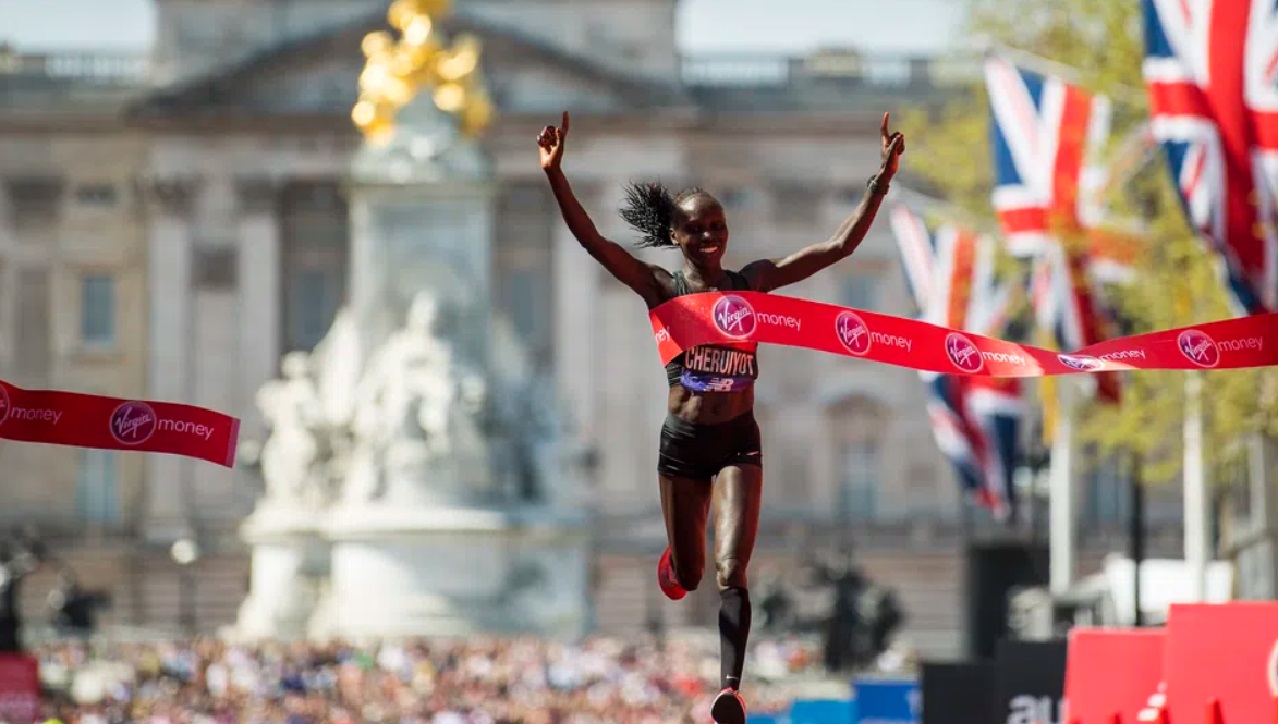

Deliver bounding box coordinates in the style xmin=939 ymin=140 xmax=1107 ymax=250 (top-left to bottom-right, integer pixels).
xmin=650 ymin=292 xmax=1278 ymax=376
xmin=0 ymin=380 xmax=240 ymax=467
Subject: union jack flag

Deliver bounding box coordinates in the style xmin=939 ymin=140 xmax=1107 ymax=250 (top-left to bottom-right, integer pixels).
xmin=926 ymin=374 xmax=1025 ymax=518
xmin=985 ymin=54 xmax=1128 ymax=402
xmin=1142 ymin=0 xmax=1278 ymax=315
xmin=890 ymin=205 xmax=1025 ymax=519
xmin=985 ymin=53 xmax=1113 ymax=253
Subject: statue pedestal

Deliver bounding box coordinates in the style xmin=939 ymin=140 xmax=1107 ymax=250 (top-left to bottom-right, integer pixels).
xmin=317 ymin=505 xmax=590 ymax=640
xmin=234 ymin=508 xmax=329 ymax=641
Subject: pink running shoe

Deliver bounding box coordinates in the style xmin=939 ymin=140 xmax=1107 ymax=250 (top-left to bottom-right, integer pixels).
xmin=657 ymin=547 xmax=686 ymax=601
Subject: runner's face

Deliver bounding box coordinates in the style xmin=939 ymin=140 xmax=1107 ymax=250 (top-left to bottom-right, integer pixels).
xmin=672 ymin=195 xmax=728 ymax=265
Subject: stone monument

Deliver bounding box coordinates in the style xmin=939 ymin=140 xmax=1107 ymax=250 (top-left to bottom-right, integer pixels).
xmin=235 ymin=323 xmax=354 ymax=639
xmin=236 ymin=1 xmax=589 ymax=641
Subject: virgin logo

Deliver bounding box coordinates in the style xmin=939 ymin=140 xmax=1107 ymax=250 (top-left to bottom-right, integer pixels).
xmin=1058 ymin=354 xmax=1104 ymax=371
xmin=0 ymin=386 xmax=8 ymax=425
xmin=834 ymin=311 xmax=872 ymax=356
xmin=110 ymin=401 xmax=158 ymax=445
xmin=713 ymin=295 xmax=757 ymax=340
xmin=1178 ymin=329 xmax=1220 ymax=368
xmin=945 ymin=333 xmax=984 ymax=373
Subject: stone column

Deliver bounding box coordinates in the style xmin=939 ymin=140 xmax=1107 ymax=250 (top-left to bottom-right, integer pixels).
xmin=233 ymin=175 xmax=282 ymax=442
xmin=138 ymin=175 xmax=201 ymax=543
xmin=0 ymin=176 xmax=64 ymax=384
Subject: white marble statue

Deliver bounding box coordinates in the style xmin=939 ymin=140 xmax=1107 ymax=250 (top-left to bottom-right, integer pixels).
xmin=311 ymin=308 xmax=361 ymax=439
xmin=256 ymin=351 xmax=326 ymax=507
xmin=345 ymin=290 xmax=491 ymax=502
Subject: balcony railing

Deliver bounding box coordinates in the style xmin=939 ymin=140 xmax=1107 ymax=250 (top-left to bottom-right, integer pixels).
xmin=0 ymin=46 xmax=979 ymax=92
xmin=0 ymin=49 xmax=149 ymax=85
xmin=679 ymin=51 xmax=983 ymax=90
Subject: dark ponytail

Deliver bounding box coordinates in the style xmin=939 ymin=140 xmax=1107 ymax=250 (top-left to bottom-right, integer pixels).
xmin=619 ymin=181 xmax=704 ymax=248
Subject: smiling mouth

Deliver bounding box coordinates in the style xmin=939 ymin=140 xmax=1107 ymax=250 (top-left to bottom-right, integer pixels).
xmin=700 ymin=245 xmax=721 ymax=255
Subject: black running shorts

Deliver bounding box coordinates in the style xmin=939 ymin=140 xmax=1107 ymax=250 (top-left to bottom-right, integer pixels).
xmin=657 ymin=411 xmax=763 ymax=481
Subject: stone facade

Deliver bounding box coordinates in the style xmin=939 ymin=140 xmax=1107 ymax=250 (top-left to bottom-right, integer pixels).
xmin=0 ymin=102 xmax=149 ymax=539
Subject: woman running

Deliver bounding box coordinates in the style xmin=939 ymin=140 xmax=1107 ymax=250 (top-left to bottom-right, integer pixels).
xmin=538 ymin=110 xmax=904 ymax=723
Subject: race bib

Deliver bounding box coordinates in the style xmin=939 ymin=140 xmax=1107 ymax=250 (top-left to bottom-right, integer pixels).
xmin=679 ymin=345 xmax=758 ymax=393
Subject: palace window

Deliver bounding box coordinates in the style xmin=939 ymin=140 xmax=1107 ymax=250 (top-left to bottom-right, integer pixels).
xmin=839 ymin=269 xmax=880 ymax=311
xmin=838 ymin=439 xmax=881 ymax=522
xmin=279 ymin=182 xmax=348 ymax=353
xmin=80 ymin=273 xmax=117 ymax=347
xmin=76 ymin=449 xmax=120 ymax=525
xmin=828 ymin=394 xmax=887 ymax=523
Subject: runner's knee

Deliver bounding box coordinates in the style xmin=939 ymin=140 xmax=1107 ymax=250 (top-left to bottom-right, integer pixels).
xmin=716 ymin=558 xmax=747 ymax=590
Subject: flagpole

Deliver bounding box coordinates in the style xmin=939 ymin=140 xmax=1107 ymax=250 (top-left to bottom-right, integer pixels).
xmin=1049 ymin=379 xmax=1076 ymax=594
xmin=1246 ymin=431 xmax=1277 ymax=598
xmin=1183 ymin=370 xmax=1210 ymax=601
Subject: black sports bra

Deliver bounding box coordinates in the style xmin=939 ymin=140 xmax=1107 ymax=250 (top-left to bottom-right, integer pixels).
xmin=663 ymin=270 xmax=761 ymax=392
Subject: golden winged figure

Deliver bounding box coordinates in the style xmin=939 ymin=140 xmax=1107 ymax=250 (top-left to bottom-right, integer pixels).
xmin=351 ymin=0 xmax=494 ymax=141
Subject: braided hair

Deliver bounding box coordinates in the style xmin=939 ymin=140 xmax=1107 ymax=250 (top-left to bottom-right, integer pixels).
xmin=618 ymin=181 xmax=710 ymax=248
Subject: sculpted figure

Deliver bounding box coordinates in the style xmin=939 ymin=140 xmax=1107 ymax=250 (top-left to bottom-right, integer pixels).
xmin=257 ymin=352 xmax=326 ymax=506
xmin=346 ymin=291 xmax=491 ymax=501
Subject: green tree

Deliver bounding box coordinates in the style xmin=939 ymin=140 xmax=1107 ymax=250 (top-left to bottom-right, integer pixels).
xmin=898 ymin=0 xmax=1278 ymax=484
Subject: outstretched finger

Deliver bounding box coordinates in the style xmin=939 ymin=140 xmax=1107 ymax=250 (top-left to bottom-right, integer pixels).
xmin=561 ymin=110 xmax=571 ymax=137
xmin=880 ymin=112 xmax=891 ymax=139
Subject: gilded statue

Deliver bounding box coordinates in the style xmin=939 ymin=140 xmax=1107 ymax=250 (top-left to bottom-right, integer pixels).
xmin=351 ymin=0 xmax=494 ymax=141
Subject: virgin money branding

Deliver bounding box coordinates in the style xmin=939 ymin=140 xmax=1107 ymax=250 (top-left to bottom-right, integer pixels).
xmin=111 ymin=402 xmax=158 ymax=445
xmin=1178 ymin=330 xmax=1220 ymax=368
xmin=1058 ymin=354 xmax=1104 ymax=371
xmin=713 ymin=295 xmax=757 ymax=340
xmin=834 ymin=311 xmax=872 ymax=356
xmin=756 ymin=311 xmax=802 ymax=332
xmin=1099 ymin=349 xmax=1146 ymax=361
xmin=0 ymin=386 xmax=62 ymax=427
xmin=110 ymin=401 xmax=220 ymax=444
xmin=1217 ymin=337 xmax=1265 ymax=353
xmin=654 ymin=328 xmax=671 ymax=344
xmin=945 ymin=332 xmax=984 ymax=373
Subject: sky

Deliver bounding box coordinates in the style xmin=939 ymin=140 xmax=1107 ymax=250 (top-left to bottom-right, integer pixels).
xmin=0 ymin=0 xmax=961 ymax=54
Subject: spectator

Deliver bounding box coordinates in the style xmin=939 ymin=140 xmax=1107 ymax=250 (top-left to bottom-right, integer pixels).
xmin=26 ymin=633 xmax=822 ymax=723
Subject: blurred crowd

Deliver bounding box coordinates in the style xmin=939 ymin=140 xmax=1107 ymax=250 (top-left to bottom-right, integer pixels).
xmin=26 ymin=634 xmax=825 ymax=723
